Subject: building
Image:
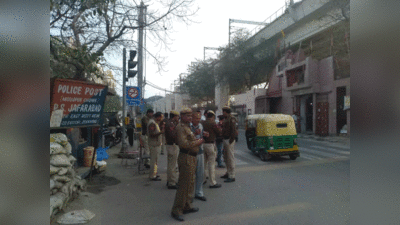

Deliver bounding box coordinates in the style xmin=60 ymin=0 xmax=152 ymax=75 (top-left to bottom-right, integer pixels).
xmin=256 ymin=48 xmax=349 ymax=136
xmin=150 ymin=89 xmax=190 ymax=113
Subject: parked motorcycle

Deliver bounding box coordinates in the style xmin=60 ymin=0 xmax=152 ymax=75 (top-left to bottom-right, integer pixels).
xmin=101 ymin=123 xmax=124 ymax=148
xmin=101 ymin=125 xmax=115 ymax=148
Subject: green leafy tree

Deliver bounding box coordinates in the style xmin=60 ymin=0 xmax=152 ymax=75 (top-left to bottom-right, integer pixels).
xmin=215 ymin=29 xmax=267 ymax=93
xmin=103 ymin=95 xmax=122 ymax=112
xmin=180 ymin=59 xmax=216 ymax=105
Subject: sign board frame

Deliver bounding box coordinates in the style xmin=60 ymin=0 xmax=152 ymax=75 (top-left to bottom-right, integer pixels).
xmin=50 ymin=79 xmax=108 ymax=128
xmin=126 ymin=86 xmax=141 ymax=106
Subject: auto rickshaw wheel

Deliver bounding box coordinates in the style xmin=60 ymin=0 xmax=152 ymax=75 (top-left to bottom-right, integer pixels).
xmin=289 ymin=155 xmax=297 ymax=160
xmin=260 ymin=152 xmax=270 ymax=161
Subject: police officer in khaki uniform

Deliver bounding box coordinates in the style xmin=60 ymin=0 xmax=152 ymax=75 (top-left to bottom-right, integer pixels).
xmin=202 ymin=110 xmax=222 ymax=188
xmin=147 ymin=112 xmax=165 ymax=181
xmin=220 ymin=106 xmax=237 ymax=183
xmin=165 ymin=110 xmax=180 ymax=189
xmin=171 ymin=108 xmax=204 ymax=222
xmin=141 ymin=109 xmax=154 ymax=168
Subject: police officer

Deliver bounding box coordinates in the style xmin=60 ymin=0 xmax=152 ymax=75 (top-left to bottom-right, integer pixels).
xmin=220 ymin=106 xmax=237 ymax=183
xmin=202 ymin=110 xmax=222 ymax=188
xmin=171 ymin=108 xmax=204 ymax=222
xmin=141 ymin=109 xmax=154 ymax=168
xmin=147 ymin=112 xmax=165 ymax=181
xmin=165 ymin=110 xmax=180 ymax=189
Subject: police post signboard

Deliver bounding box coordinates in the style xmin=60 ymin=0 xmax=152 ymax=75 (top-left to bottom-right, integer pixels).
xmin=50 ymin=79 xmax=108 ymax=128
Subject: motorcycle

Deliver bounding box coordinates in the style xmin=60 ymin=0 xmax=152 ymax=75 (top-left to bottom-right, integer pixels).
xmin=101 ymin=120 xmax=124 ymax=147
xmin=101 ymin=125 xmax=115 ymax=148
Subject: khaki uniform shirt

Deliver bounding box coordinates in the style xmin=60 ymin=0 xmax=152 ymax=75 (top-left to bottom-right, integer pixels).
xmin=147 ymin=119 xmax=162 ymax=146
xmin=175 ymin=122 xmax=199 ymax=156
xmin=221 ymin=114 xmax=237 ymax=142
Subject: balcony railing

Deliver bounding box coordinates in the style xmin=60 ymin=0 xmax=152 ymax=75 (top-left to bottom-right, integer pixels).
xmin=249 ymin=4 xmax=287 ymax=37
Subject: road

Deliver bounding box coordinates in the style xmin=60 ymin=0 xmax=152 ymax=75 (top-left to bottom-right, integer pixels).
xmin=233 ymin=129 xmax=350 ymax=165
xmin=52 ymin=130 xmax=350 ymax=225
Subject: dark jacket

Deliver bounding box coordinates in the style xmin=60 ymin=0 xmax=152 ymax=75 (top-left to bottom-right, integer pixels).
xmin=141 ymin=115 xmax=151 ymax=135
xmin=202 ymin=119 xmax=222 ymax=143
xmin=165 ymin=119 xmax=178 ymax=145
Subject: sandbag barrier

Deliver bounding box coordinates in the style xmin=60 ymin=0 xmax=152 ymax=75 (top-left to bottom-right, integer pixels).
xmin=50 ymin=133 xmax=87 ymax=218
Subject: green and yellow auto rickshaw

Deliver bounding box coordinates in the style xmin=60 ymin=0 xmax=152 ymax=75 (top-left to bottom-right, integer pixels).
xmin=245 ymin=114 xmax=299 ymax=161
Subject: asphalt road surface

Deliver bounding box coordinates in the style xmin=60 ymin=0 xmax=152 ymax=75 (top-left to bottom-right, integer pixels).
xmin=52 ymin=130 xmax=350 ymax=225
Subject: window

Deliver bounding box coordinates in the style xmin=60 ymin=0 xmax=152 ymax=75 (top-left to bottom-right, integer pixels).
xmin=247 ymin=120 xmax=256 ymax=128
xmin=286 ymin=65 xmax=305 ymax=87
xmin=278 ymin=61 xmax=287 ymax=72
xmin=276 ymin=123 xmax=287 ymax=128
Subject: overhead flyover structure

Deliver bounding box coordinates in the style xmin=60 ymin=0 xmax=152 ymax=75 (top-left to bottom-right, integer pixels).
xmin=228 ymin=19 xmax=268 ymax=47
xmin=243 ymin=0 xmax=349 ymax=60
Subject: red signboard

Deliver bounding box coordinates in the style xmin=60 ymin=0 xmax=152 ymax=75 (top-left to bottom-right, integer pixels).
xmin=50 ymin=79 xmax=108 ymax=127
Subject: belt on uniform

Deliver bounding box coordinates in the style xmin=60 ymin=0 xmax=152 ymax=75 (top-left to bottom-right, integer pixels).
xmin=223 ymin=137 xmax=230 ymax=140
xmin=180 ymin=149 xmax=197 ymax=157
xmin=204 ymin=141 xmax=215 ymax=144
xmin=166 ymin=142 xmax=176 ymax=145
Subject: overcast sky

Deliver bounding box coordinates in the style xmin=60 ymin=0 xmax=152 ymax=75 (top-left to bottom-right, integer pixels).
xmin=110 ymin=0 xmax=292 ymax=99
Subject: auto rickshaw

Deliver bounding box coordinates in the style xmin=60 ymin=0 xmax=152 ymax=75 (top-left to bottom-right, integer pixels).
xmin=245 ymin=114 xmax=299 ymax=161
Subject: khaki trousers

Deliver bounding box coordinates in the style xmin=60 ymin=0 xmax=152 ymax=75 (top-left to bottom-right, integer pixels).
xmin=171 ymin=153 xmax=197 ymax=216
xmin=203 ymin=143 xmax=217 ymax=185
xmin=167 ymin=144 xmax=179 ymax=186
xmin=223 ymin=139 xmax=236 ymax=179
xmin=149 ymin=145 xmax=161 ymax=179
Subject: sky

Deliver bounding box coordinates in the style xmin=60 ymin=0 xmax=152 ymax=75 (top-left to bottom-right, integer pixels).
xmin=110 ymin=0 xmax=292 ymax=99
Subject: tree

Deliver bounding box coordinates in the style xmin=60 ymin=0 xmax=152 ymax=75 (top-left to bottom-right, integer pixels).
xmin=50 ymin=0 xmax=199 ymax=79
xmin=180 ymin=59 xmax=216 ymax=105
xmin=215 ymin=29 xmax=270 ymax=94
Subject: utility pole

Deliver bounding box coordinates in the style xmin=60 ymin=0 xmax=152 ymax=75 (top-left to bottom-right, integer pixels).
xmin=137 ymin=1 xmax=147 ymax=114
xmin=121 ymin=48 xmax=127 ymax=153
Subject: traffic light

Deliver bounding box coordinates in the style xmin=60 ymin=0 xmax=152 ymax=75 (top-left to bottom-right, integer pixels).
xmin=127 ymin=50 xmax=138 ymax=79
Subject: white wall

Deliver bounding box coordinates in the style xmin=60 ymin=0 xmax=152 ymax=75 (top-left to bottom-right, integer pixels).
xmin=151 ymin=92 xmax=189 ymax=113
xmin=215 ymin=83 xmax=229 ymax=115
xmin=232 ymin=89 xmax=267 ymax=115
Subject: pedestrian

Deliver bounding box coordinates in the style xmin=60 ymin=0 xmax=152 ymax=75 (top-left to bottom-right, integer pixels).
xmin=147 ymin=112 xmax=165 ymax=181
xmin=189 ymin=112 xmax=209 ymax=202
xmin=171 ymin=108 xmax=204 ymax=222
xmin=160 ymin=112 xmax=168 ymax=155
xmin=220 ymin=106 xmax=237 ymax=183
xmin=126 ymin=113 xmax=135 ymax=147
xmin=165 ymin=110 xmax=180 ymax=189
xmin=141 ymin=109 xmax=154 ymax=168
xmin=202 ymin=110 xmax=222 ymax=189
xmin=215 ymin=115 xmax=225 ymax=168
